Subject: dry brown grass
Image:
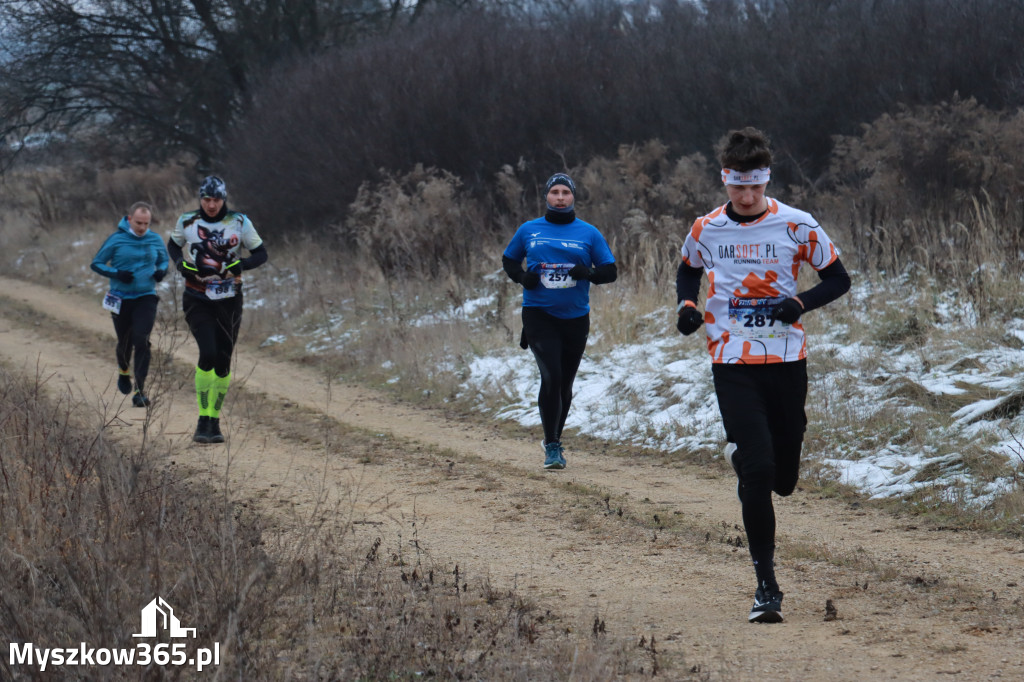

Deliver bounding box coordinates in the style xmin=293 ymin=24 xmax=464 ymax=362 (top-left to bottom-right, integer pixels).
xmin=0 ymin=361 xmax=642 ymax=680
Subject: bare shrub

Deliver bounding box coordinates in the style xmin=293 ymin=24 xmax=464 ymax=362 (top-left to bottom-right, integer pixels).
xmin=818 ymin=98 xmax=1024 ymax=320
xmin=577 ymin=141 xmax=720 ymax=289
xmin=0 ymin=369 xmax=277 ymax=678
xmin=229 ymin=0 xmax=1024 ymax=235
xmin=2 ymin=162 xmax=191 ymax=229
xmin=341 ymin=165 xmax=489 ymax=281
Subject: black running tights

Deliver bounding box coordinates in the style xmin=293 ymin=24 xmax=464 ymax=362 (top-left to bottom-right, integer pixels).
xmin=112 ymin=295 xmax=158 ymax=392
xmin=182 ymin=294 xmax=243 ymax=377
xmin=521 ymin=307 xmax=589 ymax=445
xmin=712 ymin=360 xmax=808 ymax=562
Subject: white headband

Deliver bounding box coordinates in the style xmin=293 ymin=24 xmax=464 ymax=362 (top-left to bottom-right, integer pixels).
xmin=721 ymin=167 xmax=770 ymax=185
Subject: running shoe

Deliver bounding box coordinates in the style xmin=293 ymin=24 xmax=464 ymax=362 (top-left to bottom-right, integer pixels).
xmin=543 ymin=441 xmax=564 ymax=470
xmin=117 ymin=371 xmax=132 ymax=395
xmin=193 ymin=416 xmax=211 ymax=443
xmin=132 ymin=391 xmax=150 ymax=408
xmin=748 ymin=582 xmax=784 ymax=623
xmin=207 ymin=417 xmax=225 ymax=444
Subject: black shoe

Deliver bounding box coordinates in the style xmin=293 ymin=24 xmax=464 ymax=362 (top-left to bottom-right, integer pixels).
xmin=193 ymin=416 xmax=212 ymax=444
xmin=748 ymin=582 xmax=784 ymax=623
xmin=132 ymin=392 xmax=150 ymax=408
xmin=207 ymin=418 xmax=225 ymax=444
xmin=117 ymin=373 xmax=132 ymax=395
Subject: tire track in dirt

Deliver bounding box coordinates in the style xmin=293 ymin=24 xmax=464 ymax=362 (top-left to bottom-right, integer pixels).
xmin=1 ymin=277 xmax=1022 ymax=681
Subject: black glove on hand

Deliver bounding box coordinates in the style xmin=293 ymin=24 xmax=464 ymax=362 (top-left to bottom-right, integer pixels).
xmin=770 ymin=297 xmax=803 ymax=324
xmin=568 ymin=264 xmax=592 ymax=281
xmin=176 ymin=259 xmax=198 ymax=278
xmin=153 ymin=268 xmax=166 ymax=282
xmin=225 ymin=260 xmax=243 ymax=277
xmin=519 ymin=271 xmax=540 ymax=290
xmin=115 ymin=270 xmax=134 ymax=283
xmin=676 ymin=307 xmax=704 ymax=336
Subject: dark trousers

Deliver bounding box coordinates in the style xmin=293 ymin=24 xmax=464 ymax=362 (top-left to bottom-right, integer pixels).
xmin=183 ymin=294 xmax=243 ymax=377
xmin=712 ymin=360 xmax=807 ymax=557
xmin=521 ymin=307 xmax=589 ymax=445
xmin=111 ymin=295 xmax=158 ymax=392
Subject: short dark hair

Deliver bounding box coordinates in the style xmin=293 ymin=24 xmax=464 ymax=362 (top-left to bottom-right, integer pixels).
xmin=128 ymin=201 xmax=153 ymax=216
xmin=717 ymin=127 xmax=772 ymax=171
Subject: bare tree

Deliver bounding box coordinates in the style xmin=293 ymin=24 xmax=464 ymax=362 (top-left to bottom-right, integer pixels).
xmin=0 ymin=0 xmax=441 ymax=172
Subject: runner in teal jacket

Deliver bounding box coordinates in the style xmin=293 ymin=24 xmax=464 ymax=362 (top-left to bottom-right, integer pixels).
xmin=90 ymin=202 xmax=169 ymax=407
xmin=91 ymin=210 xmax=169 ymax=298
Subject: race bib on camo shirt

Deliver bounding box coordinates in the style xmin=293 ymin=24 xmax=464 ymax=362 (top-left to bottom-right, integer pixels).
xmin=681 ymin=198 xmax=839 ymax=364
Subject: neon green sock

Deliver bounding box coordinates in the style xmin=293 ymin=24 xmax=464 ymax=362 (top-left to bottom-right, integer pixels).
xmin=210 ymin=372 xmax=231 ymax=418
xmin=195 ymin=367 xmax=217 ymax=417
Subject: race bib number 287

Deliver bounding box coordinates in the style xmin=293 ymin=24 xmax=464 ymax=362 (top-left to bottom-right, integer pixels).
xmin=727 ymin=297 xmax=789 ymax=339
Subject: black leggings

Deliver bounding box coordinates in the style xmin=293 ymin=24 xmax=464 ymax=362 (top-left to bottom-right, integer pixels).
xmin=183 ymin=294 xmax=243 ymax=377
xmin=112 ymin=295 xmax=158 ymax=392
xmin=521 ymin=307 xmax=589 ymax=445
xmin=712 ymin=360 xmax=807 ymax=560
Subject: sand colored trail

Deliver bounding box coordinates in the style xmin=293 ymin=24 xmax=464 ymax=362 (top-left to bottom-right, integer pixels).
xmin=0 ymin=276 xmax=1021 ymax=681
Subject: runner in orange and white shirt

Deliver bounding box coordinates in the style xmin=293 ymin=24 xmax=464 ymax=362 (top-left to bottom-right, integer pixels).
xmin=675 ymin=127 xmax=850 ymax=624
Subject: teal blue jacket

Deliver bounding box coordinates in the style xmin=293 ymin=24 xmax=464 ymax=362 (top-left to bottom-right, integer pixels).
xmin=90 ymin=218 xmax=169 ymax=299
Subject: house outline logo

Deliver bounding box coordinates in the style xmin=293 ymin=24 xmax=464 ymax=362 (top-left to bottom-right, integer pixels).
xmin=133 ymin=597 xmax=197 ymax=639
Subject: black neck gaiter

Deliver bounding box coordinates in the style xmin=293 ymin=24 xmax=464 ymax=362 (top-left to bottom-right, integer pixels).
xmin=544 ymin=208 xmax=576 ymax=224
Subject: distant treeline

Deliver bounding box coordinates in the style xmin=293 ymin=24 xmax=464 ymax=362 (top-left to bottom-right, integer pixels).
xmin=226 ymin=0 xmax=1024 ymax=231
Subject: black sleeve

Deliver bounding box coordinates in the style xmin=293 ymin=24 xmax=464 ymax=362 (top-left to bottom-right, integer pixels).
xmin=502 ymin=255 xmax=524 ymax=284
xmin=166 ymin=236 xmax=183 ymax=264
xmin=676 ymin=261 xmax=703 ymax=307
xmin=241 ymin=243 xmax=268 ymax=270
xmin=798 ymin=257 xmax=851 ymax=312
xmin=589 ymin=262 xmax=617 ymax=285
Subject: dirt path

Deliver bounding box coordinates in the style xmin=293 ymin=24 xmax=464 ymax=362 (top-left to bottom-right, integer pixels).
xmin=1 ymin=276 xmax=1022 ymax=681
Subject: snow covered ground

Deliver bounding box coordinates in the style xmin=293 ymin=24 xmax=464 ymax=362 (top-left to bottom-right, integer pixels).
xmin=451 ymin=281 xmax=1024 ymax=506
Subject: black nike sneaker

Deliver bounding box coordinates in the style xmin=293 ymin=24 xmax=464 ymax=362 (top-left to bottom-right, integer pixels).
xmin=132 ymin=391 xmax=150 ymax=408
xmin=748 ymin=582 xmax=784 ymax=623
xmin=117 ymin=372 xmax=132 ymax=395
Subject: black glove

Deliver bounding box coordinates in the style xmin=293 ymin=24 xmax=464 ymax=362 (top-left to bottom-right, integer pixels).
xmin=115 ymin=270 xmax=134 ymax=283
xmin=676 ymin=307 xmax=704 ymax=336
xmin=176 ymin=259 xmax=200 ymax=281
xmin=153 ymin=268 xmax=166 ymax=282
xmin=225 ymin=260 xmax=243 ymax=277
xmin=770 ymin=298 xmax=803 ymax=324
xmin=519 ymin=271 xmax=540 ymax=290
xmin=568 ymin=264 xmax=592 ymax=281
